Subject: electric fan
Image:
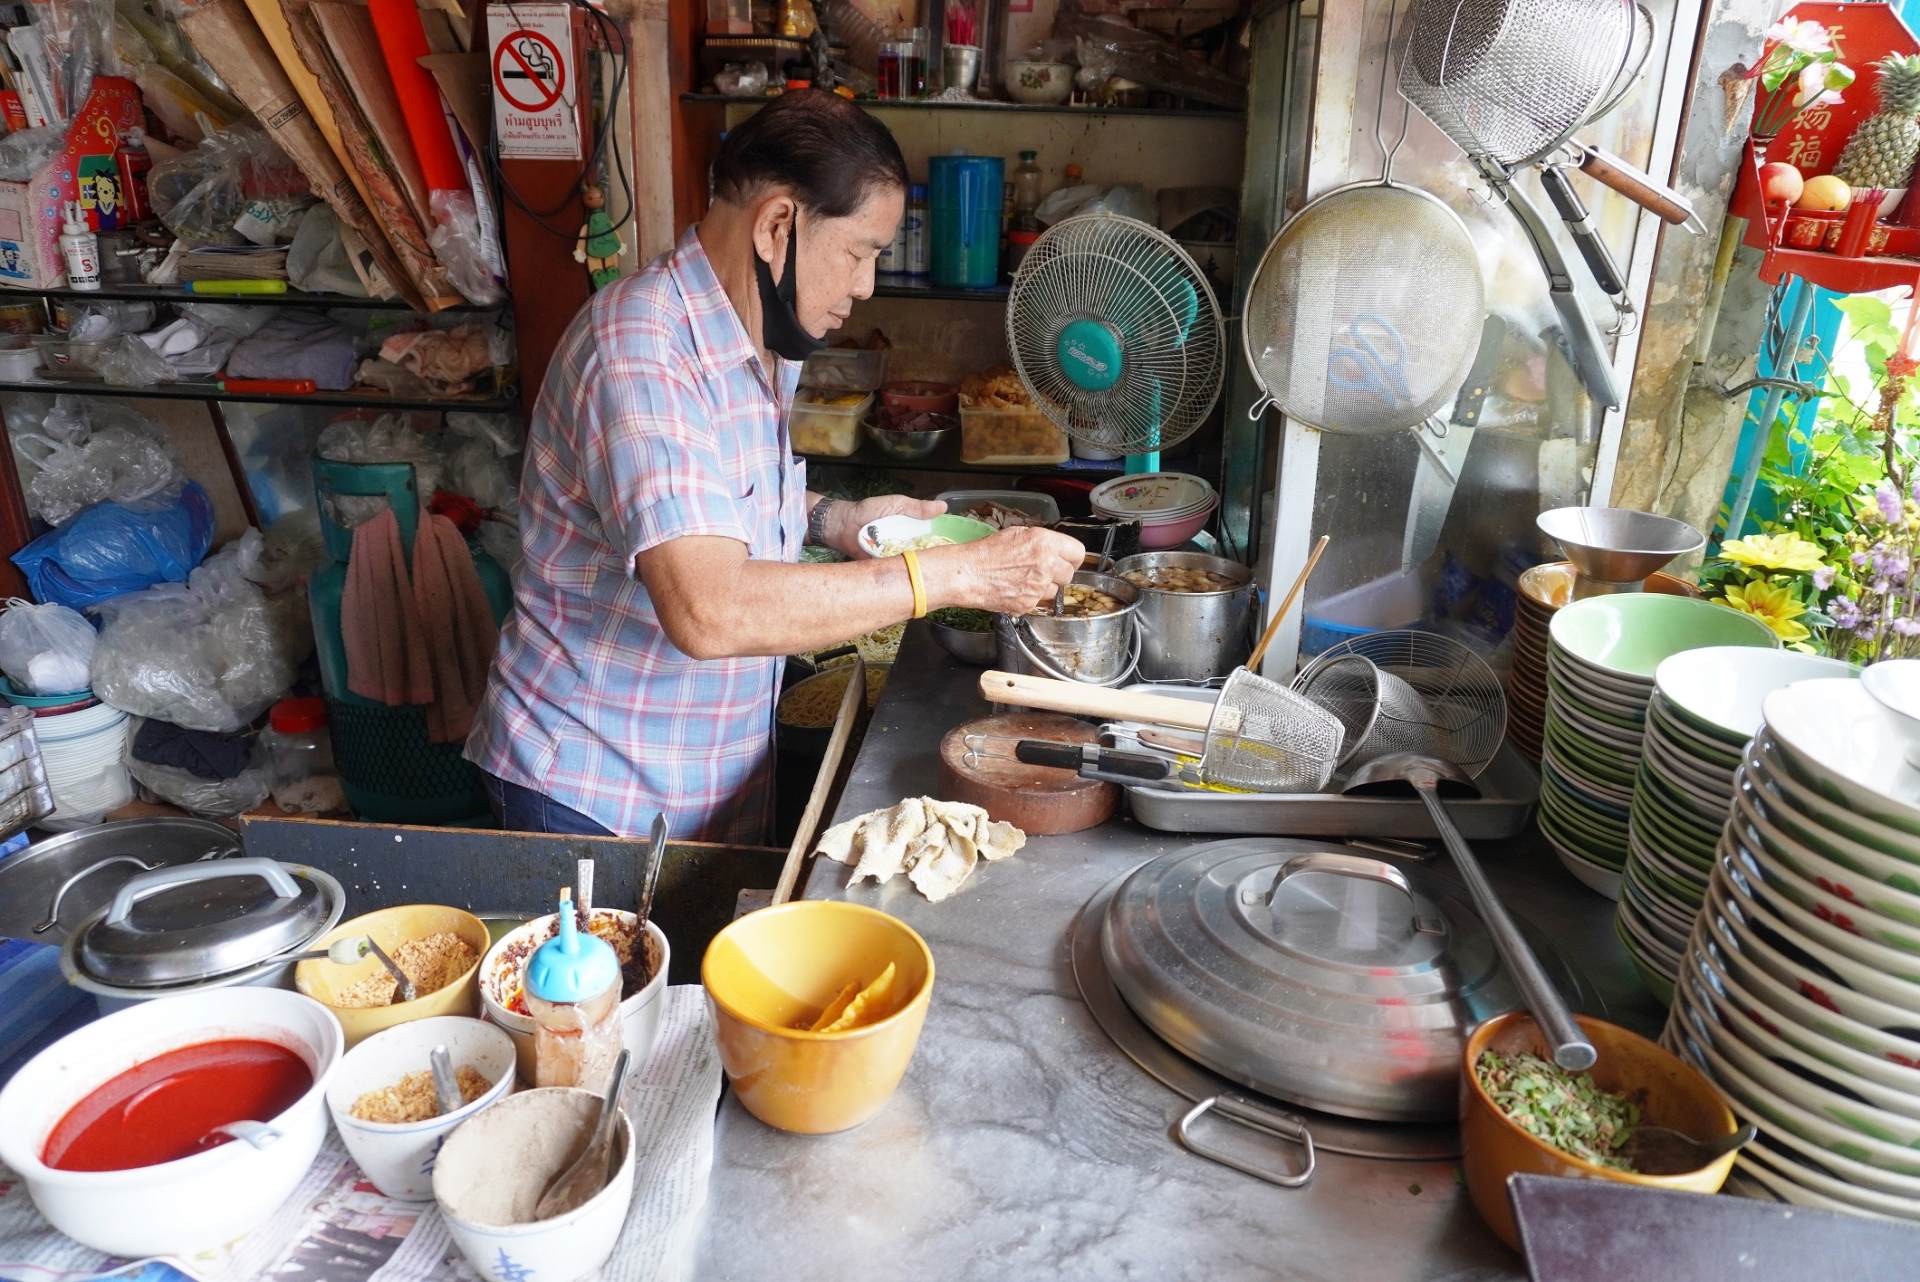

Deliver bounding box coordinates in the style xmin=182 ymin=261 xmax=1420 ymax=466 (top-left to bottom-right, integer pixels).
xmin=1004 ymin=213 xmax=1225 ymax=471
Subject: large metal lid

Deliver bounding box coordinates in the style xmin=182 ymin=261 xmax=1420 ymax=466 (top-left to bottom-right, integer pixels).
xmin=1101 ymin=838 xmax=1576 ymax=1123
xmin=74 ymin=857 xmax=337 ymax=987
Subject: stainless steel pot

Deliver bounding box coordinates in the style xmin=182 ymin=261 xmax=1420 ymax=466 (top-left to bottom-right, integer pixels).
xmin=1113 ymin=552 xmax=1255 ymax=683
xmin=996 ymin=571 xmax=1140 ymax=686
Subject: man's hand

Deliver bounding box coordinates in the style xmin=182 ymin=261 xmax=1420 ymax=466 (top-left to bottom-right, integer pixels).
xmin=921 ymin=527 xmax=1085 ymax=615
xmin=828 ymin=494 xmax=947 ymax=558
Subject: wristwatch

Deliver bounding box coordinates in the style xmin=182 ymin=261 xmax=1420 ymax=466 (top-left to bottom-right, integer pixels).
xmin=806 ymin=497 xmax=839 ymax=547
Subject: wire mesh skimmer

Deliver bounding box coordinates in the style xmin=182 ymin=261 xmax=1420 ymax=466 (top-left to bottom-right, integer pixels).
xmin=1202 ymin=667 xmax=1348 ymax=793
xmin=1292 ymin=631 xmax=1507 ymax=777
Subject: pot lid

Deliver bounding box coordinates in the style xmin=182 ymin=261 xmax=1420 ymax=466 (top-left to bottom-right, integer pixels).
xmin=1101 ymin=838 xmax=1569 ymax=1123
xmin=75 ymin=857 xmax=336 ymax=987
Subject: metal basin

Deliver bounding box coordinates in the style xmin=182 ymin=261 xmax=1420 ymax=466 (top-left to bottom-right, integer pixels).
xmin=1113 ymin=552 xmax=1255 ymax=682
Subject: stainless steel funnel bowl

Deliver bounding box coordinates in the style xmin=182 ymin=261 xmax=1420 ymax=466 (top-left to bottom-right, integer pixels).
xmin=1536 ymin=507 xmax=1704 ymax=599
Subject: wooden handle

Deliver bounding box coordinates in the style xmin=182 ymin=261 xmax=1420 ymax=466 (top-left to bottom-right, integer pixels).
xmin=1247 ymin=534 xmax=1331 ymax=672
xmin=978 ymin=670 xmax=1216 ymax=731
xmin=775 ymin=656 xmax=866 ymax=904
xmin=1577 ymin=146 xmax=1694 ymax=227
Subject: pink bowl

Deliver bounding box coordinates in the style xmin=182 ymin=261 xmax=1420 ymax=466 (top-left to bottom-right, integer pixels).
xmin=1137 ymin=495 xmax=1219 ymax=549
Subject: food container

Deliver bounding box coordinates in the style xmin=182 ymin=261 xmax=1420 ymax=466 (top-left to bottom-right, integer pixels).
xmin=997 ymin=570 xmax=1141 ymax=685
xmin=325 ymin=1015 xmax=517 ymax=1200
xmin=926 ymin=610 xmax=998 ymax=664
xmin=800 ymin=346 xmax=888 ymax=392
xmin=32 ymin=333 xmax=116 ymax=376
xmin=882 ymin=380 xmax=959 ymax=415
xmin=1114 ymin=551 xmax=1256 ymax=682
xmin=0 ymin=987 xmax=343 ymax=1257
xmin=959 ymin=405 xmax=1069 ymax=466
xmin=863 ymin=416 xmax=951 ymax=461
xmin=1092 ymin=472 xmax=1220 ymax=549
xmin=1461 ymin=1011 xmax=1738 ymax=1250
xmin=294 ymin=904 xmax=489 ymax=1047
xmin=0 ymin=334 xmax=40 ymax=380
xmin=777 ymin=662 xmax=890 ymax=757
xmin=58 ymin=857 xmax=346 ymax=1014
xmin=702 ymin=900 xmax=934 ymax=1133
xmin=788 ymin=390 xmax=874 ymax=457
xmin=433 ymin=1088 xmax=636 ymax=1282
xmin=936 ymin=489 xmax=1060 ymax=526
xmin=1004 ymin=59 xmax=1074 ymax=104
xmin=479 ymin=909 xmax=670 ymax=1083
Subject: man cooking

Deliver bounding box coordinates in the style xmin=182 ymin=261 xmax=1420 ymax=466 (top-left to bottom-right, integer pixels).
xmin=466 ymin=91 xmax=1084 ymax=842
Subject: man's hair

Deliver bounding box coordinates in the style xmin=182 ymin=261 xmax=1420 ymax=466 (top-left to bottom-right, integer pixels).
xmin=711 ymin=90 xmax=910 ymax=219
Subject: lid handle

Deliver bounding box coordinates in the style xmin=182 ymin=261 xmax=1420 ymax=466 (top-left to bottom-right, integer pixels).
xmin=104 ymin=857 xmax=301 ymax=927
xmin=1264 ymin=853 xmax=1443 ymax=936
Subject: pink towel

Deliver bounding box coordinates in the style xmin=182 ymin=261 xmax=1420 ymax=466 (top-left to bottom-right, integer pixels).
xmin=411 ymin=511 xmax=499 ymax=743
xmin=343 ymin=508 xmax=434 ymax=709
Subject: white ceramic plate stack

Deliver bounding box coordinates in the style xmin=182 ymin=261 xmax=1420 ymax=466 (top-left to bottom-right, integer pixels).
xmin=1662 ymin=676 xmax=1920 ymax=1222
xmin=1618 ymin=650 xmax=1859 ymax=1004
xmin=1088 ymin=472 xmax=1219 ymax=549
xmin=36 ymin=700 xmax=132 ymax=828
xmin=1540 ymin=594 xmax=1778 ymax=901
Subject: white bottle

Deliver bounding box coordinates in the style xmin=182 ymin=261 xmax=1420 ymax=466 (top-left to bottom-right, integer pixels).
xmin=59 ymin=202 xmax=99 ymax=291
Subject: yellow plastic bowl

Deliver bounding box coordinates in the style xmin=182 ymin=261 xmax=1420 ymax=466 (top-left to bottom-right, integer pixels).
xmin=702 ymin=900 xmax=934 ymax=1134
xmin=1461 ymin=1011 xmax=1738 ymax=1251
xmin=294 ymin=905 xmax=488 ymax=1048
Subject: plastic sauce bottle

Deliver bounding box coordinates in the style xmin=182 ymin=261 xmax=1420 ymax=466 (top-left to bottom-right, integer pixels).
xmin=59 ymin=203 xmax=99 ymax=291
xmin=904 ymin=183 xmax=929 ymax=277
xmin=1012 ymin=150 xmax=1044 ymax=231
xmin=525 ymin=887 xmax=622 ymax=1091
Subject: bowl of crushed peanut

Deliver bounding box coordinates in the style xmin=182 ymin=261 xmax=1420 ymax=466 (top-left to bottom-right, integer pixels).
xmin=294 ymin=905 xmax=491 ymax=1048
xmin=324 ymin=1014 xmax=516 ymax=1201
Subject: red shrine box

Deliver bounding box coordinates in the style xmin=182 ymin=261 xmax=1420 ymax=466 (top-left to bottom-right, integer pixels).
xmin=0 ymin=76 xmax=143 ymax=290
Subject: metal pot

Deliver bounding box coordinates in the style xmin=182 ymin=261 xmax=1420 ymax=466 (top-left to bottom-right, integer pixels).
xmin=1113 ymin=552 xmax=1256 ymax=683
xmin=997 ymin=571 xmax=1140 ymax=686
xmin=0 ymin=817 xmax=240 ymax=943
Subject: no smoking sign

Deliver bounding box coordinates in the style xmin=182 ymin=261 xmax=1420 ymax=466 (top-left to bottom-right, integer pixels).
xmin=487 ymin=2 xmax=581 ymax=160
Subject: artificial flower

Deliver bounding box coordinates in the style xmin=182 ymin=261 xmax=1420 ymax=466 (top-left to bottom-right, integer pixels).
xmin=1767 ymin=16 xmax=1833 ymax=54
xmin=1794 ymin=60 xmax=1850 ymax=109
xmin=1813 ymin=565 xmax=1836 ymax=591
xmin=1718 ymin=532 xmax=1826 ymax=573
xmin=1719 ymin=580 xmax=1813 ymax=645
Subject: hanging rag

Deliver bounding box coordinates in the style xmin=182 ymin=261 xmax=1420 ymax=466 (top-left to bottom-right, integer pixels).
xmin=342 ymin=507 xmax=435 ymax=712
xmin=410 ymin=510 xmax=498 ymax=743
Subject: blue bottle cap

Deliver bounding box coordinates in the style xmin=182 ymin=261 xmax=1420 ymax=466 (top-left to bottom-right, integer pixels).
xmin=909 ymin=182 xmax=927 ymax=200
xmin=525 ymin=892 xmax=620 ymax=1003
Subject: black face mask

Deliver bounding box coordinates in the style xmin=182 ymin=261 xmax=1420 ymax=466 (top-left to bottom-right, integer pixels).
xmin=754 ymin=216 xmax=824 ymax=363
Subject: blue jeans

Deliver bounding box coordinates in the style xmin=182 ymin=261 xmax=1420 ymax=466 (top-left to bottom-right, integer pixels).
xmin=480 ymin=772 xmax=615 ymax=836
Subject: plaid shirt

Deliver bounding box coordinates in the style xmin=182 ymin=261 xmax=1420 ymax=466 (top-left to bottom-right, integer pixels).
xmin=466 ymin=228 xmax=805 ymax=842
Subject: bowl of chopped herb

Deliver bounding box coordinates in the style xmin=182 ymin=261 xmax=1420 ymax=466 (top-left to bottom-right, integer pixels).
xmin=1461 ymin=1011 xmax=1739 ymax=1250
xmin=926 ymin=608 xmax=998 ymax=665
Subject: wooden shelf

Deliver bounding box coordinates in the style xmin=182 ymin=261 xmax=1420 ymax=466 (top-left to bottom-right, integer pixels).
xmin=2 ymin=284 xmax=503 ymax=312
xmin=0 ymin=377 xmax=518 ymax=412
xmin=681 ymin=92 xmax=1241 ymax=120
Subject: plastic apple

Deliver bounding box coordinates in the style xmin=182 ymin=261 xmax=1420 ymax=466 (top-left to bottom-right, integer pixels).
xmin=1758 ymin=161 xmax=1804 ymax=205
xmin=1796 ymin=174 xmax=1852 ymax=212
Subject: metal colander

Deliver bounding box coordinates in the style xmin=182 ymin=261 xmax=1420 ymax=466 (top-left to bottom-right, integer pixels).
xmin=1398 ymin=0 xmax=1634 ymax=168
xmin=1292 ymin=631 xmax=1507 ymax=777
xmin=1198 ymin=667 xmax=1346 ymax=793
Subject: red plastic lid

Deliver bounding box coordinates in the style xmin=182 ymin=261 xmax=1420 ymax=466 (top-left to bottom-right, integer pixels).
xmin=1008 ymin=230 xmax=1042 ymax=245
xmin=270 ymin=697 xmax=328 ymax=734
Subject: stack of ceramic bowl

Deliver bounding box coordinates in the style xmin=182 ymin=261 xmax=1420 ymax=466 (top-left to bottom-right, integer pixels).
xmin=1662 ymin=675 xmax=1920 ymax=1222
xmin=1510 ymin=564 xmax=1700 ymax=765
xmin=1089 ymin=473 xmax=1218 ymax=551
xmin=1540 ymin=595 xmax=1777 ymax=899
xmin=36 ymin=700 xmax=131 ymax=827
xmin=1617 ymin=649 xmax=1859 ymax=1003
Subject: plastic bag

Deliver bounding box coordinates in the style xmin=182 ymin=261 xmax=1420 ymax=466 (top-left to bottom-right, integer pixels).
xmin=125 ymin=723 xmax=271 ymax=816
xmin=14 ymin=403 xmax=181 ymax=526
xmin=148 ymin=128 xmax=307 ymax=244
xmin=62 ymin=301 xmax=158 ymax=340
xmin=91 ymin=532 xmax=303 ymax=733
xmin=0 ymin=127 xmax=65 ymax=182
xmin=287 ymin=205 xmax=368 ymax=297
xmin=11 ymin=482 xmax=214 ymax=610
xmin=317 ymin=415 xmax=444 ymax=527
xmin=443 ymin=412 xmax=522 ymax=512
xmin=0 ymin=599 xmax=96 ymax=694
xmin=428 ymin=190 xmax=506 ymax=307
xmin=97 ymin=335 xmax=177 ymax=387
xmin=39 ymin=0 xmax=120 ymax=123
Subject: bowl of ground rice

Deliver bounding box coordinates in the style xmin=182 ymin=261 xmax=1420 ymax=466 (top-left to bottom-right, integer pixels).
xmin=295 ymin=905 xmax=490 ymax=1047
xmin=324 ymin=1015 xmax=517 ymax=1201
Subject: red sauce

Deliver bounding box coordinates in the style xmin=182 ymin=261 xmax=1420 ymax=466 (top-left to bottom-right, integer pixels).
xmin=43 ymin=1039 xmax=313 ymax=1172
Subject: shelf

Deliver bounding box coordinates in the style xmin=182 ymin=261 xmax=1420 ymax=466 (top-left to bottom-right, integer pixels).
xmin=801 ymin=440 xmax=1124 ymax=476
xmin=0 ymin=377 xmax=518 ymax=412
xmin=871 ymin=279 xmax=1008 ymax=302
xmin=3 ymin=284 xmax=504 ymax=312
xmin=681 ymin=92 xmax=1242 ymax=120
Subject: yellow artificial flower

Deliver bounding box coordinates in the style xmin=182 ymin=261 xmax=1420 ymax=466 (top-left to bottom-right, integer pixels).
xmin=1718 ymin=533 xmax=1827 ymax=574
xmin=1718 ymin=581 xmax=1813 ymax=645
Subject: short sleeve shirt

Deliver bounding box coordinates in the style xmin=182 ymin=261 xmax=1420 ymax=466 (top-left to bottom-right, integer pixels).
xmin=464 ymin=227 xmax=805 ymax=842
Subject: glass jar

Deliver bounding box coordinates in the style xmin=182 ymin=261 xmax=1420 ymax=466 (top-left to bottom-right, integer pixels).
xmin=1011 ymin=150 xmax=1044 ymax=232
xmin=263 ymin=697 xmax=343 ymax=814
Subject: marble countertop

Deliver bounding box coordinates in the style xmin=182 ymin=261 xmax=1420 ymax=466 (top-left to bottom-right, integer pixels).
xmin=688 ymin=625 xmax=1662 ymax=1281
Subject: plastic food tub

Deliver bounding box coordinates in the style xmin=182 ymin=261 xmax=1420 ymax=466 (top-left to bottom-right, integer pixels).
xmin=801 ymin=348 xmax=889 ymax=392
xmin=32 ymin=335 xmax=115 ymax=376
xmin=958 ymin=407 xmax=1069 ymax=466
xmin=937 ymin=490 xmax=1061 ymax=526
xmin=790 ymin=391 xmax=875 ymax=457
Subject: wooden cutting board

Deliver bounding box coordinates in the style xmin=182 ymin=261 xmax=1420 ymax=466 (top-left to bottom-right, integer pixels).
xmin=938 ymin=714 xmax=1117 ymax=835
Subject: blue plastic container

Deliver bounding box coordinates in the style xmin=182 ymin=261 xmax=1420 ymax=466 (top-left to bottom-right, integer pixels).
xmin=928 ymin=155 xmax=1004 ymax=289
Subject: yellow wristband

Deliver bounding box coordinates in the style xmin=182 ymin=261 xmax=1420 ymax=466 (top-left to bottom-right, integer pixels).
xmin=902 ymin=549 xmax=928 ymax=619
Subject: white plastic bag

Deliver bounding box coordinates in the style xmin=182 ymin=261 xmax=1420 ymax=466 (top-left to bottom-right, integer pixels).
xmin=13 ymin=400 xmax=181 ymax=526
xmin=0 ymin=598 xmax=96 ymax=694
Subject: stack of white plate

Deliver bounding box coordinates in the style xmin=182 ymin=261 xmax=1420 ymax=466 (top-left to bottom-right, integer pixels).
xmin=1619 ymin=649 xmax=1859 ymax=1003
xmin=36 ymin=700 xmax=131 ymax=828
xmin=1540 ymin=595 xmax=1778 ymax=900
xmin=1663 ymin=676 xmax=1920 ymax=1222
xmin=1088 ymin=472 xmax=1219 ymax=546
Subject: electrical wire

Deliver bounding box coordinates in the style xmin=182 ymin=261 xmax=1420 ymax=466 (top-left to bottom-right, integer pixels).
xmin=485 ymin=0 xmax=636 ymax=242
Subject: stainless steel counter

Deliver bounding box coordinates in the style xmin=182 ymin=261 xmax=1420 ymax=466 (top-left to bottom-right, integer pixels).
xmin=690 ymin=624 xmax=1661 ymax=1281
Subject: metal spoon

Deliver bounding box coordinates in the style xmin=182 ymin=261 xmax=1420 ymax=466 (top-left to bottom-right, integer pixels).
xmin=429 ymin=1044 xmax=465 ymax=1116
xmin=198 ymin=1120 xmax=282 ymax=1151
xmin=532 ymin=1048 xmax=630 ymax=1221
xmin=1621 ymin=1121 xmax=1756 ymax=1175
xmin=364 ymin=937 xmax=417 ymax=1003
xmin=635 ymin=812 xmax=669 ymax=935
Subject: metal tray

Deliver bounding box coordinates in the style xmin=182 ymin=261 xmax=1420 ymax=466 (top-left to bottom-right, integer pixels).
xmin=1109 ymin=684 xmax=1539 ymax=839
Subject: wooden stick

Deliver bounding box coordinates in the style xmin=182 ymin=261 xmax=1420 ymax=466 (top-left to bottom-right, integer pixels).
xmin=773 ymin=657 xmax=866 ymax=905
xmin=1247 ymin=534 xmax=1331 ymax=673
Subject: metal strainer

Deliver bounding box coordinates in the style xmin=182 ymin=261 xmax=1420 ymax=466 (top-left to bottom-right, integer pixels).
xmin=1200 ymin=667 xmax=1347 ymax=793
xmin=1242 ymin=1 xmax=1485 ymax=436
xmin=1292 ymin=631 xmax=1507 ymax=777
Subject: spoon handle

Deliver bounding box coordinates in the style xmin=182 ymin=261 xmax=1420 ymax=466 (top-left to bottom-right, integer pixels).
xmin=429 ymin=1044 xmax=465 ymax=1115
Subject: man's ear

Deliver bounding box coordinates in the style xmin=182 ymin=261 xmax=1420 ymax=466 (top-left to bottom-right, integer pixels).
xmin=750 ymin=193 xmax=797 ymax=279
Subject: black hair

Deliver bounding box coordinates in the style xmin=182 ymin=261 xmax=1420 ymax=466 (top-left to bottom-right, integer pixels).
xmin=711 ymin=90 xmax=910 ymax=219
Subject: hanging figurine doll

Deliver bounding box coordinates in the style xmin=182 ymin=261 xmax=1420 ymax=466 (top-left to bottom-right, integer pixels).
xmin=574 ymin=183 xmax=624 ymax=290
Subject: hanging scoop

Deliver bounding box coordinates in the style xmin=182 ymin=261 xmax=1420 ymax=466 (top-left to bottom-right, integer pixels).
xmin=1536 ymin=507 xmax=1703 ymax=600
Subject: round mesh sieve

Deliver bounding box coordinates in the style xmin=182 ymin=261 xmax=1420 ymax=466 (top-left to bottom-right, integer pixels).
xmin=1292 ymin=631 xmax=1507 ymax=777
xmin=1198 ymin=667 xmax=1347 ymax=793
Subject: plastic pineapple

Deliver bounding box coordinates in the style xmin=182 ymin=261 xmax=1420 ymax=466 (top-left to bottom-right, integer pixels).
xmin=1834 ymin=54 xmax=1920 ymax=189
